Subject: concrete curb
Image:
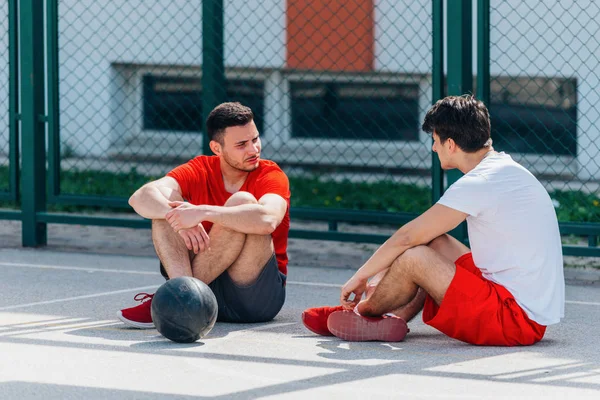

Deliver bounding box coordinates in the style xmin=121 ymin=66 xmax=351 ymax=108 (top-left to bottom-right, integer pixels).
xmin=564 ymin=266 xmax=600 ymax=285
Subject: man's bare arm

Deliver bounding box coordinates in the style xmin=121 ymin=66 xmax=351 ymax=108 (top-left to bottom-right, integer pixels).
xmin=340 ymin=204 xmax=468 ymax=307
xmin=128 ymin=176 xmax=184 ymax=219
xmin=355 ymin=204 xmax=468 ymax=280
xmin=166 ymin=193 xmax=288 ymax=235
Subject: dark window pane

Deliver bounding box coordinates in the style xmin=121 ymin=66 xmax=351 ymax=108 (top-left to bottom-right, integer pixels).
xmin=488 ymin=76 xmax=577 ymax=156
xmin=291 ymin=82 xmax=419 ymax=140
xmin=143 ymin=76 xmax=203 ymax=132
xmin=490 ymin=103 xmax=576 ymax=156
xmin=143 ymin=76 xmax=264 ymax=133
xmin=226 ymin=80 xmax=264 ymax=133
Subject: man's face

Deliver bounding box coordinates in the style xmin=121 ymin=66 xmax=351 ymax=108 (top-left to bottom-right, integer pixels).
xmin=219 ymin=120 xmax=261 ymax=172
xmin=432 ymin=132 xmax=450 ymax=170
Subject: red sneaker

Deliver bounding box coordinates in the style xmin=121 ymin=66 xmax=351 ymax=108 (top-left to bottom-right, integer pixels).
xmin=117 ymin=293 xmax=155 ymax=329
xmin=302 ymin=305 xmax=344 ymax=336
xmin=327 ymin=311 xmax=409 ymax=342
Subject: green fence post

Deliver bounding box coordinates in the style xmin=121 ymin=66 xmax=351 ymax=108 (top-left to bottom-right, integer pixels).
xmin=431 ymin=0 xmax=444 ymax=203
xmin=47 ymin=0 xmax=61 ymax=198
xmin=477 ymin=0 xmax=490 ymax=106
xmin=202 ymin=0 xmax=226 ymax=156
xmin=446 ymin=0 xmax=472 ymax=242
xmin=20 ymin=0 xmax=47 ymax=246
xmin=447 ymin=0 xmax=473 ymax=97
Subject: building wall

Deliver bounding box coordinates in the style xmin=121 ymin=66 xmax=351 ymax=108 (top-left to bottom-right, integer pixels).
xmin=374 ymin=0 xmax=431 ymax=74
xmin=58 ymin=0 xmax=202 ymax=157
xmin=0 ymin=0 xmax=597 ymax=179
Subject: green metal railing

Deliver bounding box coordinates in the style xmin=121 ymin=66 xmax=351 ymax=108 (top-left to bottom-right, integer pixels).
xmin=1 ymin=0 xmax=598 ymax=257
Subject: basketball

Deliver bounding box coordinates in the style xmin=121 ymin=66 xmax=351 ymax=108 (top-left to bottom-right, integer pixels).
xmin=151 ymin=276 xmax=218 ymax=343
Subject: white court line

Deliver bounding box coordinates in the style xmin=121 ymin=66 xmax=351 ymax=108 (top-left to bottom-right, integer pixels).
xmin=0 ymin=285 xmax=159 ymax=311
xmin=0 ymin=319 xmax=122 ymax=337
xmin=0 ymin=262 xmax=159 ymax=275
xmin=288 ymin=281 xmax=340 ymax=288
xmin=565 ymin=300 xmax=600 ymax=306
xmin=0 ymin=261 xmax=340 ymax=287
xmin=0 ymin=281 xmax=337 ymax=312
xmin=1 ymin=261 xmax=599 ymax=306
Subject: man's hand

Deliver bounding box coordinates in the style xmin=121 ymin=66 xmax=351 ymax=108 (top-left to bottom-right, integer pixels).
xmin=340 ymin=273 xmax=369 ymax=310
xmin=177 ymin=225 xmax=210 ymax=254
xmin=165 ymin=201 xmax=206 ymax=231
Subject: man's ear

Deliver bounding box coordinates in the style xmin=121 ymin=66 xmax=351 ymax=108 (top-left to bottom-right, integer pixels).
xmin=209 ymin=140 xmax=221 ymax=156
xmin=446 ymin=138 xmax=457 ymax=154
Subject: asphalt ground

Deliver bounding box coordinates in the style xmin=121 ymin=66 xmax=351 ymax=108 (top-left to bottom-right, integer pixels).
xmin=1 ymin=245 xmax=600 ymax=399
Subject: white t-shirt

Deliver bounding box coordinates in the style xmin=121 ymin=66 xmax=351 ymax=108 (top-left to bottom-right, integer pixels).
xmin=437 ymin=152 xmax=564 ymax=325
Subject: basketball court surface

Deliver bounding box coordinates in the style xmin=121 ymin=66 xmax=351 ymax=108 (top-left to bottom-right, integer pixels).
xmin=1 ymin=247 xmax=600 ymax=399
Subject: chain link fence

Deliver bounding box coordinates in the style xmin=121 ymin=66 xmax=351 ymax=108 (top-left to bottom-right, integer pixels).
xmin=55 ymin=0 xmax=204 ymax=202
xmin=488 ymin=0 xmax=600 ymax=226
xmin=0 ymin=1 xmax=10 ymax=195
xmin=0 ymin=0 xmax=598 ymax=251
xmin=52 ymin=0 xmax=434 ymax=218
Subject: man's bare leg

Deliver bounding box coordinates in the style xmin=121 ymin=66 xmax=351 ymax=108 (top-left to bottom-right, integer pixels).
xmin=362 ymin=267 xmax=428 ymax=321
xmin=364 ymin=269 xmax=425 ymax=321
xmin=151 ymin=189 xmax=195 ymax=278
xmin=155 ymin=191 xmax=272 ymax=285
xmin=152 ymin=219 xmax=194 ymax=278
xmin=428 ymin=234 xmax=470 ymax=264
xmin=389 ymin=288 xmax=427 ymax=322
xmin=393 ymin=234 xmax=469 ymax=320
xmin=356 ymin=244 xmax=456 ymax=317
xmin=190 ymin=191 xmax=274 ymax=286
xmin=360 ymin=234 xmax=469 ymax=320
xmin=223 ymin=232 xmax=274 ymax=286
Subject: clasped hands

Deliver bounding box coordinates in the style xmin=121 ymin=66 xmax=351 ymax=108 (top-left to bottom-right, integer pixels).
xmin=165 ymin=201 xmax=210 ymax=254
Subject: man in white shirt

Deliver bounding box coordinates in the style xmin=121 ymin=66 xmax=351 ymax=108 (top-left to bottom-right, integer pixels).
xmin=303 ymin=95 xmax=564 ymax=346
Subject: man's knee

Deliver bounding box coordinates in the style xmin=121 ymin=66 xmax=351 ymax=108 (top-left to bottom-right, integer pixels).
xmin=152 ymin=219 xmax=171 ymax=235
xmin=427 ymin=233 xmax=469 ymax=262
xmin=393 ymin=245 xmax=429 ymax=269
xmin=225 ymin=191 xmax=258 ymax=207
xmin=152 ymin=219 xmax=185 ymax=247
xmin=390 ymin=246 xmax=437 ymax=282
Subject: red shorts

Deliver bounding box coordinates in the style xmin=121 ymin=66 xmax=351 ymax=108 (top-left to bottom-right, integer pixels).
xmin=422 ymin=253 xmax=546 ymax=346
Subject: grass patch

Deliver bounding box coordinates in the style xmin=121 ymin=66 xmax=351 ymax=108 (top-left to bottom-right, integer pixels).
xmin=289 ymin=176 xmax=430 ymax=213
xmin=59 ymin=167 xmax=157 ymax=198
xmin=552 ymin=190 xmax=600 ymax=223
xmin=0 ymin=166 xmax=598 ymax=223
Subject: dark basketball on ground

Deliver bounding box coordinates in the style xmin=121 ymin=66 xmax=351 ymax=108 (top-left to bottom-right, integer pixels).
xmin=151 ymin=276 xmax=218 ymax=343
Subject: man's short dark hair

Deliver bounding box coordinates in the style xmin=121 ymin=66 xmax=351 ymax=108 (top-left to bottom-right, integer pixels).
xmin=206 ymin=102 xmax=254 ymax=144
xmin=422 ymin=95 xmax=492 ymax=152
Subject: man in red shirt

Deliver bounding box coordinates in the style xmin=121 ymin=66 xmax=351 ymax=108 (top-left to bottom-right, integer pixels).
xmin=118 ymin=102 xmax=290 ymax=327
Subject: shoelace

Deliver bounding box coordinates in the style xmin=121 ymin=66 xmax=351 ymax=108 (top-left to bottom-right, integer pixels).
xmin=133 ymin=293 xmax=154 ymax=303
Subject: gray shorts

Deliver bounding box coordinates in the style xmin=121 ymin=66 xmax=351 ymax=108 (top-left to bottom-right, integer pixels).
xmin=159 ymin=254 xmax=286 ymax=323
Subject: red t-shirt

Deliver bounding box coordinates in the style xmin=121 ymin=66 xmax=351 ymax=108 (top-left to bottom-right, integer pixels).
xmin=166 ymin=156 xmax=290 ymax=275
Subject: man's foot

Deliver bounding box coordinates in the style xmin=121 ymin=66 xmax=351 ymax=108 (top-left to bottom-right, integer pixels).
xmin=327 ymin=310 xmax=409 ymax=342
xmin=302 ymin=305 xmax=344 ymax=336
xmin=117 ymin=293 xmax=155 ymax=329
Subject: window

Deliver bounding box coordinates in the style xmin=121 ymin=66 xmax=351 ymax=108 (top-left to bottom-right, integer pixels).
xmin=290 ymin=81 xmax=420 ymax=140
xmin=489 ymin=77 xmax=576 ymax=156
xmin=143 ymin=76 xmax=264 ymax=133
